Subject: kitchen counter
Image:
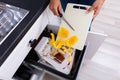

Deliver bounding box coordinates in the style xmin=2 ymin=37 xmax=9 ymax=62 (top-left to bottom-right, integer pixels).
xmin=0 ymin=0 xmax=49 ymax=66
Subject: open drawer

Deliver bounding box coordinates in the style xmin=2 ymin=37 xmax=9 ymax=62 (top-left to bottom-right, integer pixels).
xmin=24 ymin=25 xmax=86 ymax=80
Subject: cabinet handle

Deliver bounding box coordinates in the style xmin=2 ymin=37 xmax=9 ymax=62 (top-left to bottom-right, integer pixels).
xmin=29 ymin=39 xmax=37 ymax=47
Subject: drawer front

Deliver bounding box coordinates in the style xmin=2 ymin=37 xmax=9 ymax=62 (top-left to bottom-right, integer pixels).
xmin=0 ymin=9 xmax=48 ymax=80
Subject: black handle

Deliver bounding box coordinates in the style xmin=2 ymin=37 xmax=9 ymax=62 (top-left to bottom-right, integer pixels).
xmin=58 ymin=10 xmax=63 ymax=17
xmin=73 ymin=5 xmax=87 ymax=10
xmin=29 ymin=39 xmax=37 ymax=47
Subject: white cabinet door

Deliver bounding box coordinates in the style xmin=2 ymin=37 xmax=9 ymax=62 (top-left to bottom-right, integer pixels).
xmin=76 ymin=31 xmax=107 ymax=80
xmin=84 ymin=31 xmax=107 ymax=61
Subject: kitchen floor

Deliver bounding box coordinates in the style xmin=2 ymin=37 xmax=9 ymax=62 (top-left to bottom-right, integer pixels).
xmin=42 ymin=0 xmax=120 ymax=80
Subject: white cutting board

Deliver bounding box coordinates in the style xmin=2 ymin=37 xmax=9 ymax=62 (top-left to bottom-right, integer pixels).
xmin=59 ymin=3 xmax=94 ymax=50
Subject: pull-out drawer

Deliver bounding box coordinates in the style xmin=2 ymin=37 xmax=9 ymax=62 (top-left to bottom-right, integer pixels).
xmin=24 ymin=25 xmax=86 ymax=80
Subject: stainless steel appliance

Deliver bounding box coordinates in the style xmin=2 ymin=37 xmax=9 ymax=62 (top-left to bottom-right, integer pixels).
xmin=0 ymin=2 xmax=29 ymax=66
xmin=0 ymin=2 xmax=29 ymax=44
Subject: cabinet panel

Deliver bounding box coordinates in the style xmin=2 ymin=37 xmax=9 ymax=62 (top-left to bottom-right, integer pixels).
xmin=0 ymin=8 xmax=48 ymax=80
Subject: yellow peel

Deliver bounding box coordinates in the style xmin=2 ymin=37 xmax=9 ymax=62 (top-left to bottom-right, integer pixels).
xmin=58 ymin=27 xmax=70 ymax=38
xmin=50 ymin=33 xmax=55 ymax=45
xmin=67 ymin=36 xmax=78 ymax=47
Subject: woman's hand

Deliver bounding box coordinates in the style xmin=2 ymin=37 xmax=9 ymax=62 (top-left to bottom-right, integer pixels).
xmin=49 ymin=0 xmax=63 ymax=16
xmin=87 ymin=0 xmax=105 ymax=18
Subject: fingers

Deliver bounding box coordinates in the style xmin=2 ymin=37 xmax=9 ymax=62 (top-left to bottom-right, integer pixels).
xmin=50 ymin=5 xmax=62 ymax=16
xmin=87 ymin=0 xmax=105 ymax=18
xmin=87 ymin=6 xmax=100 ymax=18
xmin=87 ymin=6 xmax=95 ymax=13
xmin=49 ymin=4 xmax=58 ymax=16
xmin=87 ymin=4 xmax=102 ymax=18
xmin=93 ymin=8 xmax=100 ymax=18
xmin=49 ymin=0 xmax=62 ymax=16
xmin=49 ymin=5 xmax=62 ymax=16
xmin=58 ymin=5 xmax=63 ymax=15
xmin=53 ymin=6 xmax=59 ymax=16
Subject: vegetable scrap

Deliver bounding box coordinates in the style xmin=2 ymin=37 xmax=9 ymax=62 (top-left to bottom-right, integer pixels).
xmin=49 ymin=27 xmax=79 ymax=63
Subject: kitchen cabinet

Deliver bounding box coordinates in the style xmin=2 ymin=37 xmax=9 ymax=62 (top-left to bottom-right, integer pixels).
xmin=12 ymin=8 xmax=88 ymax=80
xmin=21 ymin=28 xmax=106 ymax=80
xmin=0 ymin=6 xmax=49 ymax=80
xmin=0 ymin=2 xmax=106 ymax=80
xmin=76 ymin=31 xmax=107 ymax=80
xmin=12 ymin=6 xmax=107 ymax=80
xmin=84 ymin=31 xmax=107 ymax=61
